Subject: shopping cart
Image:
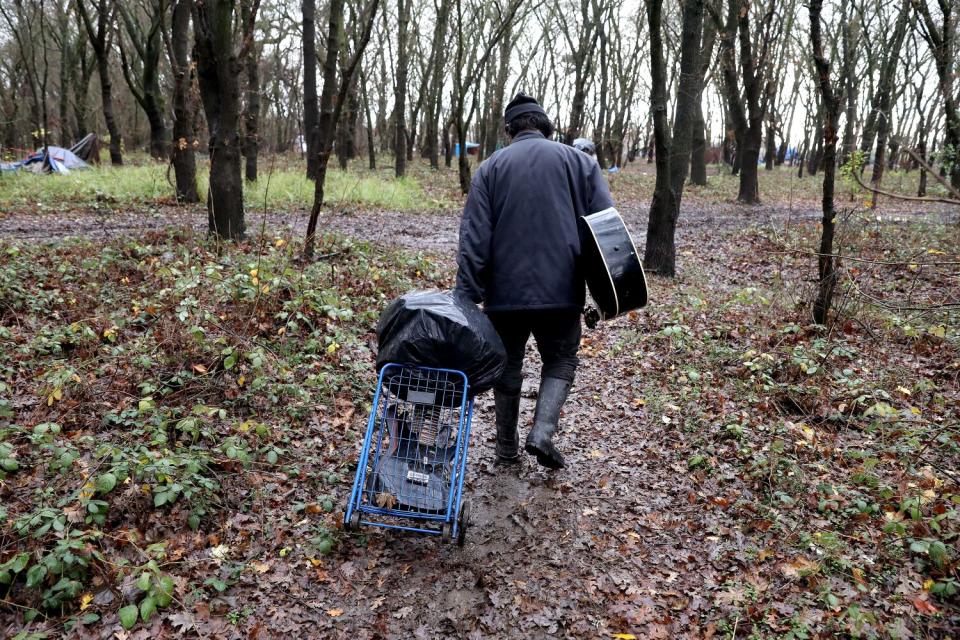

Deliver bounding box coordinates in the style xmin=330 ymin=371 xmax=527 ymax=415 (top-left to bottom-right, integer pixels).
xmin=344 ymin=363 xmax=473 ymax=545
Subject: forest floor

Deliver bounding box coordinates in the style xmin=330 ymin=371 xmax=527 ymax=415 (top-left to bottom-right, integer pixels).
xmin=0 ymin=161 xmax=958 ymax=639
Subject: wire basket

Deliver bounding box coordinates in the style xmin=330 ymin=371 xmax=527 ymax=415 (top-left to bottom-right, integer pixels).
xmin=345 ymin=364 xmax=473 ymax=542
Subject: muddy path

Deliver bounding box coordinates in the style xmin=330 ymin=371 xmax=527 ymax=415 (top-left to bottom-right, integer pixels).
xmin=0 ymin=198 xmax=954 ymax=254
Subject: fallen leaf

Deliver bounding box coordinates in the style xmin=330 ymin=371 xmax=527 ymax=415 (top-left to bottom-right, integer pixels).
xmin=250 ymin=561 xmax=271 ymax=574
xmin=375 ymin=492 xmax=397 ymax=509
xmin=912 ymin=598 xmax=939 ymax=614
xmin=327 ymin=608 xmax=343 ymax=617
xmin=780 ymin=557 xmax=820 ymax=578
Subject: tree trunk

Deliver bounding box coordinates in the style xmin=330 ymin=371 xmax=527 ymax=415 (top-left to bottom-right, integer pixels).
xmin=809 ymin=0 xmax=841 ymax=325
xmin=171 ymin=0 xmax=198 ymax=203
xmin=71 ymin=27 xmax=93 ymax=143
xmin=393 ymin=0 xmax=410 ymax=177
xmin=914 ymin=0 xmax=960 ymax=189
xmin=764 ymin=124 xmax=775 ymax=170
xmin=424 ymin=0 xmax=451 ymax=169
xmin=443 ymin=122 xmax=453 ymax=168
xmin=563 ymin=0 xmax=601 ymax=144
xmin=735 ymin=0 xmax=767 ymax=204
xmin=595 ymin=17 xmax=610 ymax=168
xmin=304 ymin=0 xmax=380 ymax=258
xmin=483 ymin=20 xmax=512 ymax=159
xmin=689 ymin=15 xmax=716 ymax=186
xmin=644 ymin=0 xmax=703 ymax=277
xmin=76 ymin=0 xmax=122 ymax=165
xmin=839 ymin=8 xmax=857 ymax=164
xmin=360 ymin=68 xmax=376 ymax=169
xmin=303 ymin=0 xmax=319 ymax=179
xmin=57 ymin=9 xmax=71 ymax=146
xmin=858 ymin=0 xmax=909 ymax=169
xmin=869 ymin=99 xmax=892 ymax=208
xmin=716 ymin=0 xmax=747 ymax=178
xmin=115 ymin=1 xmax=167 ymax=159
xmin=193 ymin=0 xmax=248 ymax=240
xmin=306 ymin=0 xmax=346 ymax=256
xmin=242 ymin=1 xmax=259 ymax=183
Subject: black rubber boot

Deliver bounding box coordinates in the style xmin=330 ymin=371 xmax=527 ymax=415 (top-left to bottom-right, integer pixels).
xmin=525 ymin=377 xmax=571 ymax=470
xmin=494 ymin=390 xmax=521 ymax=464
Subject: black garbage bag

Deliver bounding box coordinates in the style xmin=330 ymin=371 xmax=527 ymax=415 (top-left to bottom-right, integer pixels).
xmin=376 ymin=290 xmax=506 ymax=396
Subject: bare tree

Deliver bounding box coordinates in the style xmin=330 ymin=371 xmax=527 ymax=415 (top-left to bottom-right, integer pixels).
xmin=303 ymin=0 xmax=319 ymax=178
xmin=913 ymin=0 xmax=960 ymax=189
xmin=169 ymin=0 xmax=199 ymax=202
xmin=423 ymin=0 xmax=452 ymax=169
xmin=393 ymin=0 xmax=411 ymax=176
xmin=193 ymin=0 xmax=261 ymax=239
xmin=556 ymin=0 xmax=602 ymax=143
xmin=0 ymin=0 xmax=52 ymax=162
xmin=116 ymin=0 xmax=169 ymax=159
xmin=809 ymin=0 xmax=843 ymax=324
xmin=644 ymin=0 xmax=704 ymax=276
xmin=75 ymin=0 xmax=122 ymax=164
xmin=241 ymin=0 xmax=260 ymax=182
xmin=450 ymin=0 xmax=526 ymax=194
xmin=304 ymin=0 xmax=381 ymax=258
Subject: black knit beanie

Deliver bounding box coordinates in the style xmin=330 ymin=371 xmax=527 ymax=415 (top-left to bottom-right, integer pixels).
xmin=504 ymin=92 xmax=546 ymax=123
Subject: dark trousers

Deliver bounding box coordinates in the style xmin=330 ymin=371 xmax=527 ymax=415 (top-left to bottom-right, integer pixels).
xmin=488 ymin=310 xmax=582 ymax=395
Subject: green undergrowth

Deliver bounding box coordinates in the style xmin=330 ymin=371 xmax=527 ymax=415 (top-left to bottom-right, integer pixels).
xmin=0 ymin=160 xmax=446 ymax=214
xmin=617 ymin=218 xmax=959 ymax=636
xmin=0 ymin=230 xmax=447 ymax=631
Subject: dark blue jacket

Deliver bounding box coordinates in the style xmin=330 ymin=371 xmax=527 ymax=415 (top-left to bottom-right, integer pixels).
xmin=455 ymin=130 xmax=614 ymax=312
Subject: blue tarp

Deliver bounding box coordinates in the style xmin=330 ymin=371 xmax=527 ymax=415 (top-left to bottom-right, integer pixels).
xmin=454 ymin=142 xmax=479 ymax=157
xmin=1 ymin=145 xmax=90 ymax=174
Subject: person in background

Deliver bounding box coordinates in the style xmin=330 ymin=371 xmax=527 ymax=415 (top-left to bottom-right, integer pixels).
xmin=455 ymin=93 xmax=613 ymax=470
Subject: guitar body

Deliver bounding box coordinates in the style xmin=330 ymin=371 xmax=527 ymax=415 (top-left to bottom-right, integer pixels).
xmin=578 ymin=207 xmax=648 ymax=320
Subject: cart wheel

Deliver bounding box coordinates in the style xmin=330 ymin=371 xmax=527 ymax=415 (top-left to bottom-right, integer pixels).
xmin=346 ymin=510 xmax=361 ymax=531
xmin=456 ymin=501 xmax=470 ymax=547
xmin=441 ymin=522 xmax=453 ymax=543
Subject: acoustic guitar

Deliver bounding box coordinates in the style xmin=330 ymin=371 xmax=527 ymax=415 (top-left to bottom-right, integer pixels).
xmin=578 ymin=207 xmax=648 ymax=323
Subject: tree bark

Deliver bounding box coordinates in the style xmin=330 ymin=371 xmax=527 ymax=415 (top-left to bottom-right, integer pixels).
xmin=858 ymin=0 xmax=910 ymax=169
xmin=304 ymin=0 xmax=380 ymax=258
xmin=242 ymin=0 xmax=259 ymax=182
xmin=482 ymin=19 xmax=512 ymax=159
xmin=690 ymin=13 xmax=716 ymax=186
xmin=644 ymin=0 xmax=703 ymax=277
xmin=171 ymin=0 xmax=199 ymax=203
xmin=913 ymin=0 xmax=960 ymax=189
xmin=735 ymin=0 xmax=772 ymax=204
xmin=394 ymin=0 xmax=410 ymax=177
xmin=809 ymin=0 xmax=842 ymax=325
xmin=116 ymin=0 xmax=168 ymax=159
xmin=424 ymin=0 xmax=451 ymax=169
xmin=361 ymin=68 xmax=376 ymax=169
xmin=193 ymin=0 xmax=256 ymax=240
xmin=76 ymin=0 xmax=122 ymax=164
xmin=302 ymin=0 xmax=319 ymax=179
xmin=561 ymin=0 xmax=601 ymax=144
xmin=715 ymin=0 xmax=747 ymax=177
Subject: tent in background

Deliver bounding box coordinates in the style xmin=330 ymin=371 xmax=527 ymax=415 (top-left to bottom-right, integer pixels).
xmin=69 ymin=133 xmax=100 ymax=163
xmin=0 ymin=137 xmax=94 ymax=174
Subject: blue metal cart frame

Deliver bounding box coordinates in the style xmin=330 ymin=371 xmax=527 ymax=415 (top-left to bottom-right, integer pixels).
xmin=344 ymin=363 xmax=474 ymax=545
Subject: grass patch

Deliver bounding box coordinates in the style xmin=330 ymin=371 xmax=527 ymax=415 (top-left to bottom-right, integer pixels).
xmin=0 ymin=158 xmax=447 ymax=214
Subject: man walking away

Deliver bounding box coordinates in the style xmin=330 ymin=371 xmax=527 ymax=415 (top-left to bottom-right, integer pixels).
xmin=455 ymin=93 xmax=614 ymax=469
